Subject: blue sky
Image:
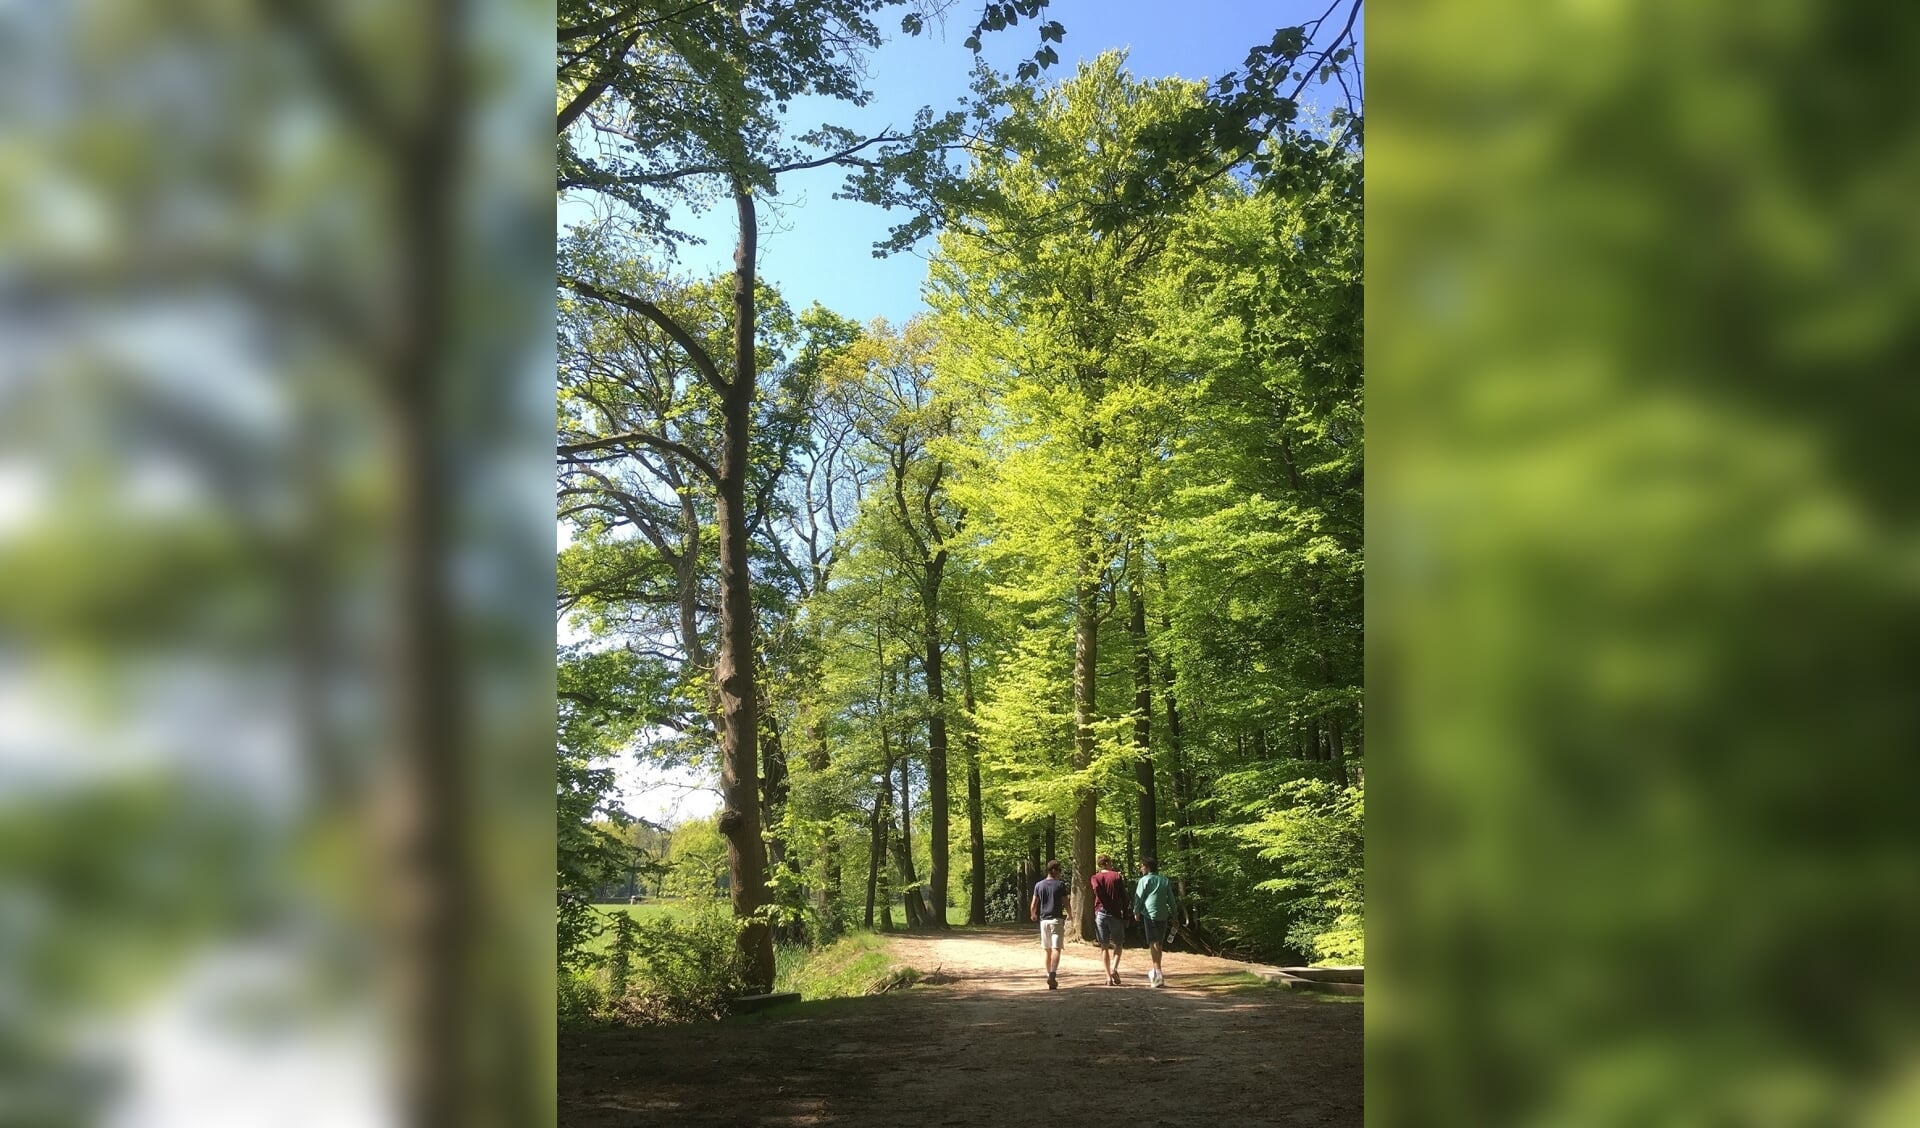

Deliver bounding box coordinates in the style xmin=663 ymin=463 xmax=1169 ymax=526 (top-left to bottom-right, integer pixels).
xmin=561 ymin=0 xmax=1357 ymax=332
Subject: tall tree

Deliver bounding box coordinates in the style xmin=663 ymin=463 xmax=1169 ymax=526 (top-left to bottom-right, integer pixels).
xmin=556 ymin=0 xmax=1065 ymax=987
xmin=931 ymin=53 xmax=1206 ymax=938
xmin=826 ymin=318 xmax=966 ymax=927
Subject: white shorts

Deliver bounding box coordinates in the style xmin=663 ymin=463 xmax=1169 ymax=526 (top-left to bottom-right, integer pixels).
xmin=1039 ymin=917 xmax=1065 ymax=949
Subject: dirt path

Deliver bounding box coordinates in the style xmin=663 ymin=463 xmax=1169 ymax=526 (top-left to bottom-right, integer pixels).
xmin=559 ymin=924 xmax=1362 ymax=1127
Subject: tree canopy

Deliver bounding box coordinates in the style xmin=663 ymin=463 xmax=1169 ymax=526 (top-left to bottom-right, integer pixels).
xmin=556 ymin=3 xmax=1365 ymax=1011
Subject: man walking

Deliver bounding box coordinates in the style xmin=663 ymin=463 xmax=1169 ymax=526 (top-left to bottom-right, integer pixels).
xmin=1029 ymin=859 xmax=1072 ymax=990
xmin=1089 ymin=854 xmax=1130 ymax=986
xmin=1134 ymin=856 xmax=1179 ymax=988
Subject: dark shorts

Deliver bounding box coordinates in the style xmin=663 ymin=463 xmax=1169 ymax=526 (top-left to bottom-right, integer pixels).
xmin=1095 ymin=911 xmax=1126 ymax=949
xmin=1142 ymin=916 xmax=1172 ymax=946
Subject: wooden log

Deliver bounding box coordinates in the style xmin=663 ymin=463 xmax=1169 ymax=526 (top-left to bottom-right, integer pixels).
xmin=727 ymin=991 xmax=802 ymax=1014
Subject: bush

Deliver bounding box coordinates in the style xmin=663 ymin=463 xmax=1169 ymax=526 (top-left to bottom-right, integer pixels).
xmin=558 ymin=965 xmax=605 ymax=1024
xmin=560 ymin=901 xmax=750 ymax=1026
xmin=607 ymin=900 xmax=750 ymax=1024
xmin=1250 ymin=779 xmax=1365 ymax=965
xmin=985 ymin=885 xmax=1023 ymax=924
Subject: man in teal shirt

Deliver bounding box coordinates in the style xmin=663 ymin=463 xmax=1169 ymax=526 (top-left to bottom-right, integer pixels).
xmin=1134 ymin=856 xmax=1178 ymax=988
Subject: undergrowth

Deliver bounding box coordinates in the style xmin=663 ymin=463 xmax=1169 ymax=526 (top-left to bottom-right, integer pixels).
xmin=560 ymin=920 xmax=921 ymax=1028
xmin=777 ymin=931 xmax=921 ymax=1001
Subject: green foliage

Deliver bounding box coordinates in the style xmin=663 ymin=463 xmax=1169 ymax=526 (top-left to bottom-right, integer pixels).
xmin=557 ymin=755 xmax=625 ymax=968
xmin=1230 ymin=776 xmax=1364 ymax=964
xmin=776 ymin=931 xmax=922 ymax=1000
xmin=564 ymin=900 xmax=751 ymax=1026
xmin=557 ymin=15 xmax=1366 ymax=1009
xmin=663 ymin=819 xmax=730 ymax=900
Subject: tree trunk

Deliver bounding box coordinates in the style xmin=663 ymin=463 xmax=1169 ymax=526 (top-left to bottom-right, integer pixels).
xmin=864 ymin=764 xmax=888 ymax=930
xmin=891 ymin=831 xmax=927 ymax=928
xmin=892 ymin=748 xmax=927 ymax=927
xmin=891 ymin=756 xmax=926 ymax=930
xmin=380 ymin=12 xmax=478 ymax=1118
xmin=808 ymin=721 xmax=840 ymax=920
xmin=1157 ymin=582 xmax=1197 ymax=917
xmin=921 ymin=553 xmax=950 ymax=929
xmin=959 ymin=632 xmax=986 ymax=926
xmin=896 ymin=746 xmax=913 ymax=881
xmin=1071 ymin=568 xmax=1100 ymax=942
xmin=761 ymin=713 xmax=805 ymax=941
xmin=1160 ymin=647 xmax=1190 ymax=860
xmin=1021 ymin=833 xmax=1041 ymax=910
xmin=761 ymin=712 xmax=788 ymax=870
xmin=715 ymin=183 xmax=771 ymax=991
xmin=1128 ymin=580 xmax=1157 ymax=862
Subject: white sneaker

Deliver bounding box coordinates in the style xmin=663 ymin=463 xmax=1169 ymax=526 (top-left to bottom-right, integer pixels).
xmin=1150 ymin=970 xmax=1163 ymax=987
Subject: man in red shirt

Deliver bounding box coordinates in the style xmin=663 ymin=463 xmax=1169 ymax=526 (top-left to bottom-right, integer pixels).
xmin=1089 ymin=854 xmax=1131 ymax=986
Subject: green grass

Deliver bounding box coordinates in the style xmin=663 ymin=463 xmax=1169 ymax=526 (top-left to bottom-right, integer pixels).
xmin=583 ymin=899 xmax=707 ymax=954
xmin=774 ymin=931 xmax=921 ymax=1001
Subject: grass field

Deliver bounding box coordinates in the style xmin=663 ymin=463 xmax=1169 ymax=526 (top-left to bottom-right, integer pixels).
xmin=585 ymin=899 xmax=707 ymax=954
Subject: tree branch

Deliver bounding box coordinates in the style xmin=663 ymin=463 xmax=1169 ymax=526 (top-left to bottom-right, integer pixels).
xmin=765 ymin=131 xmax=912 ymax=176
xmin=561 ymin=276 xmax=728 ymax=394
xmin=558 ymin=24 xmax=645 ymax=134
xmin=560 ymin=429 xmax=721 ymax=484
xmin=1285 ymin=0 xmax=1363 ymax=109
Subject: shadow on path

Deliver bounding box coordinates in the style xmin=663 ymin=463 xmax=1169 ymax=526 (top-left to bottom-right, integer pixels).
xmin=559 ymin=925 xmax=1361 ymax=1127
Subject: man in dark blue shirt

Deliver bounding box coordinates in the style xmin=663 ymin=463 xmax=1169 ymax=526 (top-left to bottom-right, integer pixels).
xmin=1029 ymin=860 xmax=1072 ymax=989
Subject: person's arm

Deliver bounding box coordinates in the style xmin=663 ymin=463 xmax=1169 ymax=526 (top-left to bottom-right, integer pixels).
xmin=1029 ymin=890 xmax=1039 ymax=922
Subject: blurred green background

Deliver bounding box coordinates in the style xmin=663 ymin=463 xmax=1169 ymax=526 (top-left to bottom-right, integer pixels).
xmin=9 ymin=0 xmax=1920 ymax=1123
xmin=0 ymin=2 xmax=554 ymax=1125
xmin=1371 ymin=0 xmax=1920 ymax=1123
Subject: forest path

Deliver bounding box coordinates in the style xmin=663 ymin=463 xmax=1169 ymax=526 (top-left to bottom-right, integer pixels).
xmin=559 ymin=924 xmax=1363 ymax=1127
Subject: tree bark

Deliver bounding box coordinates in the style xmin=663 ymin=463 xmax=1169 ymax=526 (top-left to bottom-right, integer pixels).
xmin=761 ymin=712 xmax=788 ymax=869
xmin=1128 ymin=580 xmax=1157 ymax=861
xmin=1320 ymin=651 xmax=1350 ymax=786
xmin=960 ymin=632 xmax=986 ymax=926
xmin=920 ymin=552 xmax=950 ymax=929
xmin=385 ymin=8 xmax=468 ymax=1117
xmin=1157 ymin=582 xmax=1197 ymax=913
xmin=715 ymin=183 xmax=771 ymax=991
xmin=1071 ymin=567 xmax=1100 ymax=942
xmin=864 ymin=763 xmax=888 ymax=929
xmin=896 ymin=742 xmax=913 ymax=879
